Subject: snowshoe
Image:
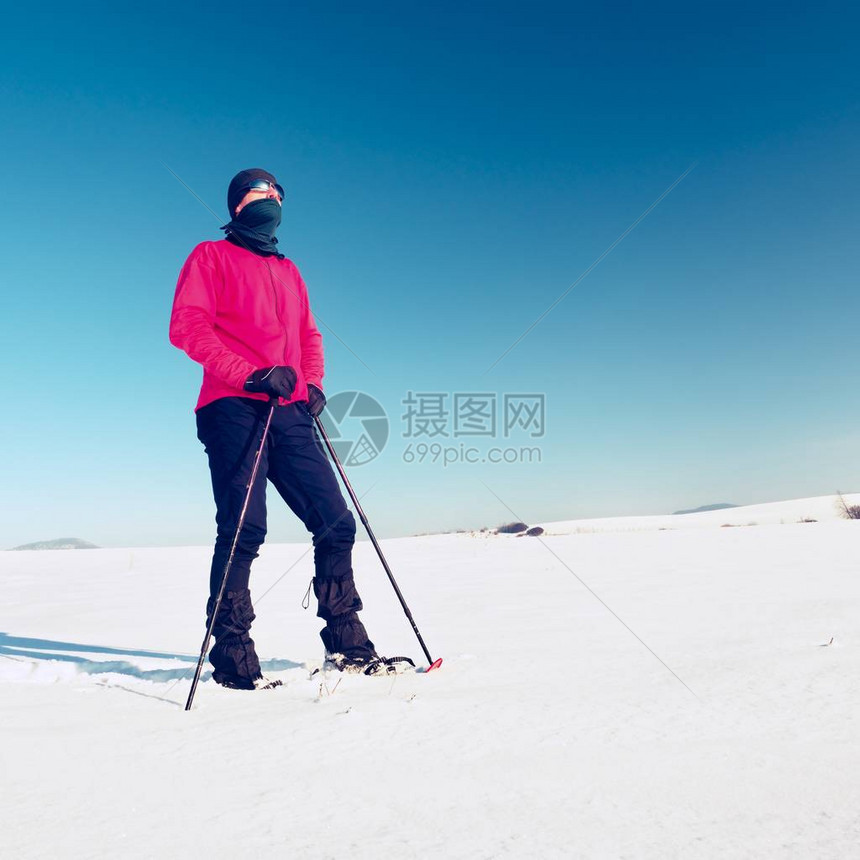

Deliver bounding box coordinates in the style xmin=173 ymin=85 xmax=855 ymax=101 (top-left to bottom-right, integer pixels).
xmin=324 ymin=652 xmax=415 ymax=676
xmin=212 ymin=671 xmax=283 ymax=691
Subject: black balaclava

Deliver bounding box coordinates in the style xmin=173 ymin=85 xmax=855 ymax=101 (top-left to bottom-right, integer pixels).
xmin=221 ymin=168 xmax=284 ymax=258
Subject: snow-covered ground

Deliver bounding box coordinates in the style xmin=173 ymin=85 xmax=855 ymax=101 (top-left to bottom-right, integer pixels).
xmin=3 ymin=495 xmax=860 ymax=858
xmin=540 ymin=492 xmax=859 ymax=534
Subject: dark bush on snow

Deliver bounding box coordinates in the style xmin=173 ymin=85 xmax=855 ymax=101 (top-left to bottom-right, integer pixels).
xmin=496 ymin=521 xmax=529 ymax=534
xmin=836 ymin=493 xmax=860 ymax=520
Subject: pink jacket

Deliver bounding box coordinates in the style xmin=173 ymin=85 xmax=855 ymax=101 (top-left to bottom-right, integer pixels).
xmin=169 ymin=240 xmax=324 ymax=411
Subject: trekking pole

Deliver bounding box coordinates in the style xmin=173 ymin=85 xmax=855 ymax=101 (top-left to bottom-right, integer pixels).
xmin=185 ymin=398 xmax=278 ymax=711
xmin=313 ymin=415 xmax=442 ymax=671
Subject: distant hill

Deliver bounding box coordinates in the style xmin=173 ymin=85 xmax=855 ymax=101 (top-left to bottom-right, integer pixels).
xmin=672 ymin=503 xmax=739 ymax=516
xmin=9 ymin=538 xmax=99 ymax=551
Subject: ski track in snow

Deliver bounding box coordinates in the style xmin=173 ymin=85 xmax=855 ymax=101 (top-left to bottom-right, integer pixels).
xmin=2 ymin=495 xmax=860 ymax=858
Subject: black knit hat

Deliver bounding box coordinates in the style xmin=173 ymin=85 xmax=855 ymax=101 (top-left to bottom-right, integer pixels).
xmin=227 ymin=168 xmax=279 ymax=218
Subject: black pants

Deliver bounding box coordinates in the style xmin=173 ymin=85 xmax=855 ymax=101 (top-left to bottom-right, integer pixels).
xmin=196 ymin=397 xmax=374 ymax=678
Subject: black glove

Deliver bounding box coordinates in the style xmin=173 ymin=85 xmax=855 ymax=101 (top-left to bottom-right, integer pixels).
xmin=306 ymin=383 xmax=327 ymax=418
xmin=244 ymin=366 xmax=297 ymax=400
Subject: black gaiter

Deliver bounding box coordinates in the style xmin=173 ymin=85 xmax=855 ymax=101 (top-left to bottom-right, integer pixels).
xmin=221 ymin=198 xmax=283 ymax=257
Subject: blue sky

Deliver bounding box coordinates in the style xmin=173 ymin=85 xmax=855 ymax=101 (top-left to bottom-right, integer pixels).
xmin=1 ymin=2 xmax=858 ymax=547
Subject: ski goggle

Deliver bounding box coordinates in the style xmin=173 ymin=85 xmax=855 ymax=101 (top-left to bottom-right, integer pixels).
xmin=242 ymin=179 xmax=285 ymax=200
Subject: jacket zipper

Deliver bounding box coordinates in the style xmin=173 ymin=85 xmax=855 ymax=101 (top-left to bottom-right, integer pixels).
xmin=266 ymin=261 xmax=289 ymax=365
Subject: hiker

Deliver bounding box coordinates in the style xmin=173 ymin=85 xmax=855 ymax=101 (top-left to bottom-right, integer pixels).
xmin=169 ymin=168 xmax=388 ymax=688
